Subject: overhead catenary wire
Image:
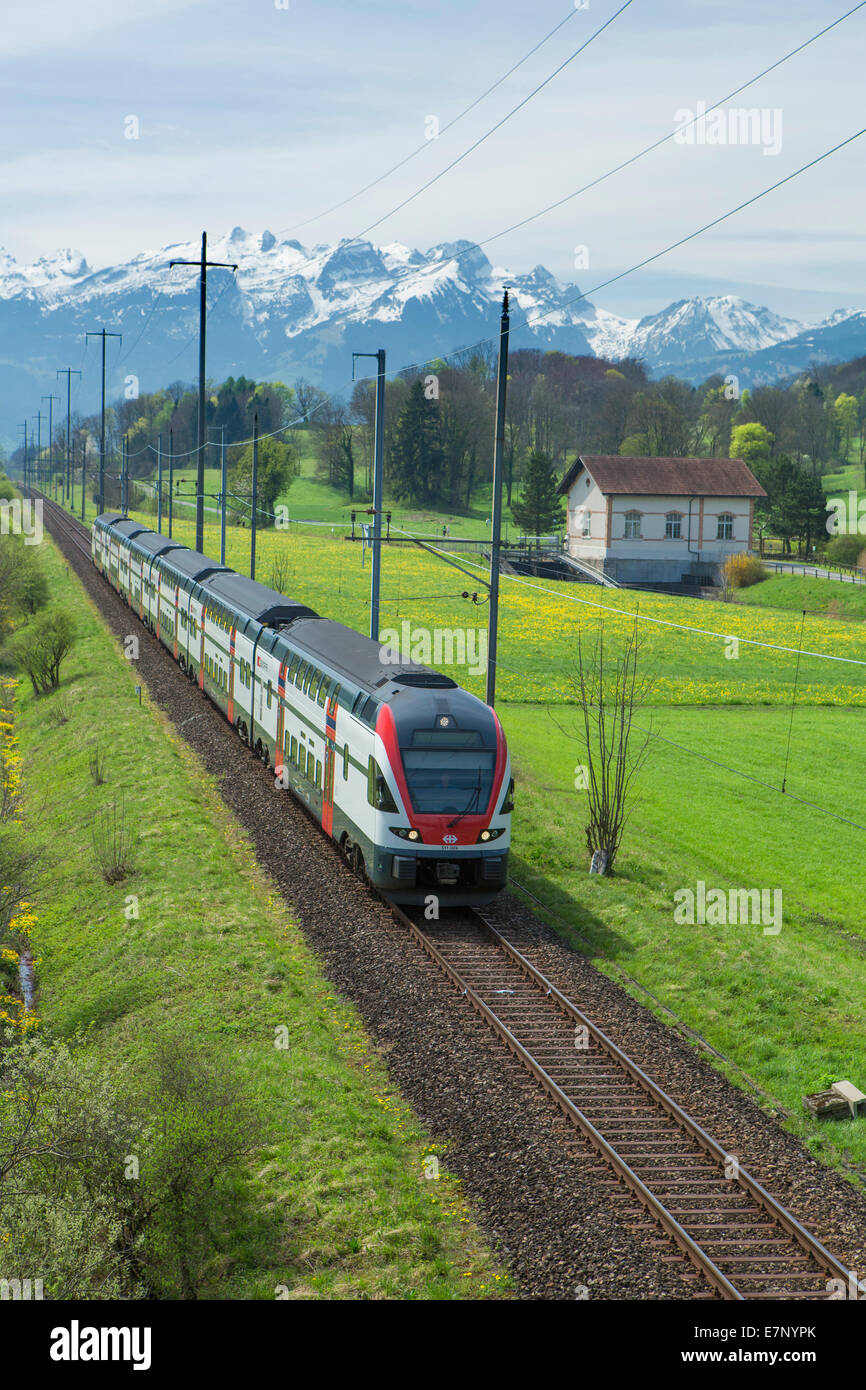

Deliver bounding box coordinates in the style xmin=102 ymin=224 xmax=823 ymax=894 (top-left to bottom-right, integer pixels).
xmin=115 ymin=3 xmax=864 ymax=388
xmin=347 ymin=0 xmax=636 ymax=243
xmin=277 ymin=4 xmax=586 ymax=235
xmin=114 ymin=117 xmax=866 ymax=477
xmin=391 ymin=529 xmax=866 ymax=669
xmin=272 ymin=4 xmax=864 ymax=308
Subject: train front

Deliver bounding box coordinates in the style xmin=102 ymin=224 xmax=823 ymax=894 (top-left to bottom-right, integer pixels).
xmin=371 ymin=686 xmax=512 ymax=905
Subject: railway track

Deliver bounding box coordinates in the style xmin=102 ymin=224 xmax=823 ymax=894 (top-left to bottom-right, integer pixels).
xmin=393 ymin=904 xmax=855 ymax=1301
xmin=31 ymin=490 xmax=93 ymax=558
xmin=34 ymin=489 xmax=858 ymax=1302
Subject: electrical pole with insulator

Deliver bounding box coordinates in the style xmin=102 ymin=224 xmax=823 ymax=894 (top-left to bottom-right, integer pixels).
xmin=486 ymin=288 xmax=510 ymax=708
xmin=169 ymin=232 xmax=237 ymax=553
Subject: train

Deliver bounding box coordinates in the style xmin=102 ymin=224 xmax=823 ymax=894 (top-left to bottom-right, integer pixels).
xmin=91 ymin=512 xmax=512 ymax=905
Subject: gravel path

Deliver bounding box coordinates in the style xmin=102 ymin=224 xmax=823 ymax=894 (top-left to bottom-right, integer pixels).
xmin=47 ymin=513 xmax=866 ymax=1300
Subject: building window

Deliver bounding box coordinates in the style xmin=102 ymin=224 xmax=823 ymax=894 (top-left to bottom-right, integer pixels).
xmin=624 ymin=510 xmax=642 ymax=539
xmin=575 ymin=507 xmax=590 ymax=537
xmin=717 ymin=512 xmax=734 ymax=540
xmin=665 ymin=512 xmax=682 ymax=540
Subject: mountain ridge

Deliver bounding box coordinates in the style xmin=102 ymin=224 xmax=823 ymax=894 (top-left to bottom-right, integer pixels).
xmin=2 ymin=228 xmax=864 ymax=446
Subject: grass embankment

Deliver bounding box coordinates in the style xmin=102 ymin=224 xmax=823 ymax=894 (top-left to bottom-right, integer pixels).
xmin=55 ymin=499 xmax=866 ymax=1178
xmin=14 ymin=539 xmax=505 ymax=1299
xmin=735 ymin=573 xmax=866 ymax=619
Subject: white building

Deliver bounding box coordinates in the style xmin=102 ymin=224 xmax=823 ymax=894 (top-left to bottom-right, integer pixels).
xmin=557 ymin=455 xmax=767 ymax=587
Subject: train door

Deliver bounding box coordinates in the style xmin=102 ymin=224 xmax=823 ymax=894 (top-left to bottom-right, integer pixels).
xmin=198 ymin=602 xmax=206 ymax=689
xmin=274 ymin=661 xmax=286 ymax=778
xmin=227 ymin=627 xmax=236 ymax=726
xmin=322 ymin=691 xmax=338 ymax=835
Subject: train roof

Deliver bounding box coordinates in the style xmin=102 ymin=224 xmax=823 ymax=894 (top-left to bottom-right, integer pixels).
xmin=94 ymin=512 xmax=125 ymax=528
xmin=286 ymin=616 xmax=457 ymax=693
xmin=128 ymin=531 xmax=186 ymax=558
xmin=110 ymin=519 xmax=149 ymax=539
xmin=159 ymin=546 xmax=229 ymax=582
xmin=201 ymin=570 xmax=318 ymax=626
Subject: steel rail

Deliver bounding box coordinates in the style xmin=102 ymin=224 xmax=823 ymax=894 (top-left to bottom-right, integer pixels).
xmin=476 ymin=914 xmax=853 ymax=1291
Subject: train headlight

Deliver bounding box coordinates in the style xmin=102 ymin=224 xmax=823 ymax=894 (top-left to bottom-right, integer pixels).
xmin=390 ymin=826 xmax=422 ymax=842
xmin=477 ymin=827 xmax=505 ymax=843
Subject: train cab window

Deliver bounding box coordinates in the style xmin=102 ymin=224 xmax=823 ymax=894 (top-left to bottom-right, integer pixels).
xmin=501 ymin=777 xmax=515 ymax=813
xmin=351 ymin=691 xmax=365 ymax=715
xmin=342 ymin=744 xmax=349 ymax=781
xmin=359 ymin=697 xmax=378 ymax=728
xmin=367 ymin=758 xmax=397 ymax=812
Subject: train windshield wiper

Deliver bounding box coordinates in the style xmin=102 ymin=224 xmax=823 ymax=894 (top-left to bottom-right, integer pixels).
xmin=448 ymin=775 xmax=482 ymax=827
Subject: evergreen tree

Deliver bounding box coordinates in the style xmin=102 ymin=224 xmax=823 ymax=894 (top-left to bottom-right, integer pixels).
xmin=511 ymin=450 xmax=564 ymax=535
xmin=389 ymin=380 xmax=444 ymax=505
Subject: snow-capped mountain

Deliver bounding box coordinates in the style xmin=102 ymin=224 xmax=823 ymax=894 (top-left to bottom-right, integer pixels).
xmin=2 ymin=228 xmax=865 ymax=446
xmin=613 ymin=295 xmax=804 ymax=370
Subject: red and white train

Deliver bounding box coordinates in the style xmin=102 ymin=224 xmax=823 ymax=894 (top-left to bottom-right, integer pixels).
xmin=92 ymin=513 xmax=512 ymax=904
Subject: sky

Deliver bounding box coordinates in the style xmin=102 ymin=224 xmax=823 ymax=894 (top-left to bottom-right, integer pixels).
xmin=2 ymin=0 xmax=865 ymax=321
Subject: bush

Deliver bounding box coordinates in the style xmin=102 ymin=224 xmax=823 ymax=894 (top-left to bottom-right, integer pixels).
xmin=825 ymin=534 xmax=866 ymax=568
xmin=722 ymin=553 xmax=767 ymax=589
xmin=8 ymin=606 xmax=75 ymax=695
xmin=0 ymin=1029 xmax=267 ymax=1299
xmin=91 ymin=794 xmax=138 ymax=883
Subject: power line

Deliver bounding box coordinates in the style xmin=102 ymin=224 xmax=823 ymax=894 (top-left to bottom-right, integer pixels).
xmin=326 ymin=0 xmax=636 ymax=244
xmin=405 ymin=534 xmax=866 ymax=669
xmin=277 ymin=4 xmax=585 ymax=235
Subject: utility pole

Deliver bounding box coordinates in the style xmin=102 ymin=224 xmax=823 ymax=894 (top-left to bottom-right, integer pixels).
xmin=32 ymin=411 xmax=44 ymax=489
xmin=486 ymin=289 xmax=510 ymax=709
xmin=18 ymin=423 xmax=28 ymax=490
xmin=41 ymin=394 xmax=60 ymax=498
xmin=208 ymin=424 xmax=227 ymax=564
xmin=169 ymin=232 xmax=237 ymax=553
xmin=121 ymin=433 xmax=129 ymax=515
xmin=157 ymin=434 xmax=163 ymax=533
xmin=250 ymin=413 xmax=259 ymax=581
xmin=352 ymin=349 xmax=386 ymax=640
xmin=168 ymin=429 xmax=174 ymax=539
xmin=57 ymin=367 xmax=82 ymax=506
xmin=86 ymin=328 xmax=122 ymax=514
xmin=80 ymin=437 xmax=86 ymax=521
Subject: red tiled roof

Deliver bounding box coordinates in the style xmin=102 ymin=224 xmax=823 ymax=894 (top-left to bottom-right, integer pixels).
xmin=557 ymin=455 xmax=767 ymax=498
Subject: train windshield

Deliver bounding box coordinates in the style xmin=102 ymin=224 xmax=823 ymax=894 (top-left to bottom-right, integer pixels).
xmin=401 ymin=741 xmax=496 ymax=816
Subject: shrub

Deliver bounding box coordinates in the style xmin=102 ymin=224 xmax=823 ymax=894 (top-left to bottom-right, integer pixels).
xmin=8 ymin=607 xmax=75 ymax=695
xmin=825 ymin=534 xmax=866 ymax=568
xmin=722 ymin=553 xmax=767 ymax=589
xmin=91 ymin=793 xmax=138 ymax=883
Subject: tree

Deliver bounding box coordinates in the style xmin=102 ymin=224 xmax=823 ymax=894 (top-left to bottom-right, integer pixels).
xmin=834 ymin=393 xmax=858 ymax=462
xmin=511 ymin=450 xmax=564 ymax=535
xmin=228 ymin=436 xmax=299 ymax=526
xmin=559 ymin=617 xmax=652 ymax=874
xmin=389 ymin=379 xmax=445 ymax=506
xmin=730 ymin=421 xmax=773 ymax=466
